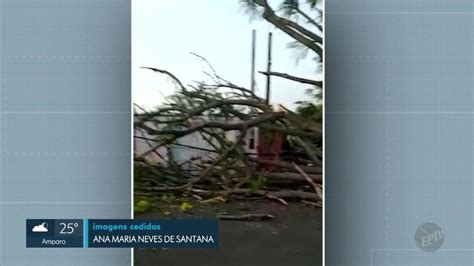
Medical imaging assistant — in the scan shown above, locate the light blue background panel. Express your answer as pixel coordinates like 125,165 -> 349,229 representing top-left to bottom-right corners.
0,0 -> 131,265
326,1 -> 474,265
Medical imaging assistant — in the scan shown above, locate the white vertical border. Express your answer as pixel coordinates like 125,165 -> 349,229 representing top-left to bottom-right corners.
322,0 -> 326,265
130,1 -> 135,266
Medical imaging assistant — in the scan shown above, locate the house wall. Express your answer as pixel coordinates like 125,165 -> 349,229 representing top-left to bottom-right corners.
134,117 -> 259,163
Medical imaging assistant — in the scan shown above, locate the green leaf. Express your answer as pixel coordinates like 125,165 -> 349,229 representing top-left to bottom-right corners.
179,201 -> 194,212
135,200 -> 151,213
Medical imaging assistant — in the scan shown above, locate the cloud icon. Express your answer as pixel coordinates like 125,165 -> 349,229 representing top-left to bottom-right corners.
32,222 -> 48,233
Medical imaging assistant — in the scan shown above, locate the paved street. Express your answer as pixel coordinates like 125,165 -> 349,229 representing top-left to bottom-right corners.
135,201 -> 322,266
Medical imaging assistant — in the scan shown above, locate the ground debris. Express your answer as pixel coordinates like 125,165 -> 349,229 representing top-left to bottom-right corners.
217,213 -> 275,221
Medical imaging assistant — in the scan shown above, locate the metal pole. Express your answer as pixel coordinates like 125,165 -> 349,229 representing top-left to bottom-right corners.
250,29 -> 256,93
249,30 -> 257,152
265,32 -> 272,104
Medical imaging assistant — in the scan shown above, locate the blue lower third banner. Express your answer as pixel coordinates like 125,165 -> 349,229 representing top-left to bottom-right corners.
26,219 -> 219,248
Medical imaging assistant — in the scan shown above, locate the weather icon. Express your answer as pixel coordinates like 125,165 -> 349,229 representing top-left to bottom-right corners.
32,222 -> 48,233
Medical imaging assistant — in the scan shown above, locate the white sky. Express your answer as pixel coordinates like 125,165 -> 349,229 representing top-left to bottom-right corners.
132,0 -> 320,111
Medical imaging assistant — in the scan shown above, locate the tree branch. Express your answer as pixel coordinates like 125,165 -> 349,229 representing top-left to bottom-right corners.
259,71 -> 322,87
141,67 -> 187,91
295,7 -> 322,32
137,99 -> 270,124
253,0 -> 322,58
137,112 -> 286,137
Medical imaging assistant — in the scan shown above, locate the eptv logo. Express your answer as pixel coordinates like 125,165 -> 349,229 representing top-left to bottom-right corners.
415,223 -> 444,252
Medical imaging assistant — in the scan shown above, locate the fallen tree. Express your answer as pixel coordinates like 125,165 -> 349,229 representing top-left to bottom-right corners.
134,65 -> 322,207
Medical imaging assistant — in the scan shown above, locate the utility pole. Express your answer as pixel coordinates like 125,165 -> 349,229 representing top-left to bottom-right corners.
250,29 -> 256,93
249,30 -> 257,153
265,32 -> 272,104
